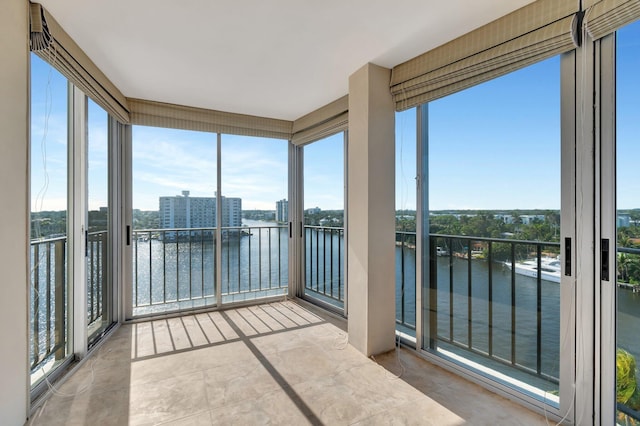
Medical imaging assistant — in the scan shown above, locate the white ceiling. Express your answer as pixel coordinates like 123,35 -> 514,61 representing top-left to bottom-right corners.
39,0 -> 534,121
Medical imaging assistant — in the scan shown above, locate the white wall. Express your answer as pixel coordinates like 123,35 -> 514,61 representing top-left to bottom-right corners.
0,0 -> 30,424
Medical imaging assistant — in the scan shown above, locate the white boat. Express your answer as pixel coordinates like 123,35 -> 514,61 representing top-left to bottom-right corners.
505,257 -> 561,283
436,246 -> 449,256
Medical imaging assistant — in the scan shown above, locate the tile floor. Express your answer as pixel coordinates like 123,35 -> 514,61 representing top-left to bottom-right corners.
28,301 -> 549,425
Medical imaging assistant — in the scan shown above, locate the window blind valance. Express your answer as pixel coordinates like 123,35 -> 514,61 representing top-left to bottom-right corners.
390,0 -> 580,111
129,98 -> 293,140
291,96 -> 348,146
584,0 -> 640,40
29,3 -> 130,123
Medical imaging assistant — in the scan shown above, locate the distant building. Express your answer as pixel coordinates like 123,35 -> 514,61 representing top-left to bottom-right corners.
159,191 -> 242,237
495,214 -> 545,225
520,215 -> 545,225
221,196 -> 242,228
305,207 -> 321,215
495,214 -> 514,224
618,213 -> 631,228
275,199 -> 288,222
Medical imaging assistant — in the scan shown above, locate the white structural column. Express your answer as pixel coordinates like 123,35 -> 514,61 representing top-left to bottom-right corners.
347,63 -> 396,356
0,0 -> 29,424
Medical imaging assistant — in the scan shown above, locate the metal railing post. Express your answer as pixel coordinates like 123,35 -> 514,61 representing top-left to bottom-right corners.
488,241 -> 494,357
510,241 -> 516,365
467,240 -> 473,350
100,231 -> 108,321
46,243 -> 52,355
33,244 -> 40,367
54,239 -> 66,361
536,244 -> 542,375
429,238 -> 438,349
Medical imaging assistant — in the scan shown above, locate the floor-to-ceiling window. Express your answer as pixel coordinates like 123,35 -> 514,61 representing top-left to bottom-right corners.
302,132 -> 346,312
613,20 -> 640,424
131,127 -> 217,316
87,99 -> 114,344
220,135 -> 289,303
29,53 -> 72,389
130,128 -> 291,315
29,53 -> 120,398
395,108 -> 418,337
422,55 -> 569,412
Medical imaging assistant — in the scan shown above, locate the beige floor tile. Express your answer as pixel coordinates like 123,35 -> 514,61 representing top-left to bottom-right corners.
30,388 -> 130,426
208,388 -> 312,425
249,326 -> 318,356
247,304 -> 295,330
129,370 -> 209,426
90,333 -> 135,368
261,345 -> 345,386
151,319 -> 177,354
133,321 -> 158,358
352,399 -> 466,426
106,323 -> 135,343
275,301 -> 324,325
165,316 -> 198,350
292,374 -> 385,424
190,312 -> 229,344
158,410 -> 213,425
55,356 -> 132,395
224,308 -> 264,337
203,311 -> 240,341
234,307 -> 277,334
178,315 -> 212,347
203,357 -> 281,409
130,340 -> 254,385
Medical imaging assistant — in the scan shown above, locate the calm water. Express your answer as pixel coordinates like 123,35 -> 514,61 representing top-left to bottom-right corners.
133,220 -> 289,309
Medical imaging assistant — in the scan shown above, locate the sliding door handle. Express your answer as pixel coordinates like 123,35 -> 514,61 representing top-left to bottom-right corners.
564,237 -> 571,276
601,239 -> 610,281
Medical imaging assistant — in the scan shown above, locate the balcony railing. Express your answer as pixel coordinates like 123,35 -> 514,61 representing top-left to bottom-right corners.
304,226 -> 344,307
429,234 -> 561,386
30,231 -> 109,374
133,228 -> 216,313
396,231 -> 417,335
221,225 -> 288,302
394,232 -> 563,387
132,225 -> 288,313
30,236 -> 67,373
87,231 -> 108,326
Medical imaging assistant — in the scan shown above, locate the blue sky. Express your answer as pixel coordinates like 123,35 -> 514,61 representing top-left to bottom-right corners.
304,133 -> 344,210
31,55 -> 110,212
31,20 -> 640,213
87,99 -> 109,211
428,55 -> 561,210
616,22 -> 640,209
31,53 -> 68,212
132,129 -> 290,211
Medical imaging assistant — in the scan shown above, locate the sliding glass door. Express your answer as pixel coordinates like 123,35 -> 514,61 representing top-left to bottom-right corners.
599,20 -> 640,425
29,54 -> 120,398
131,127 -> 217,316
614,22 -> 640,423
421,53 -> 574,418
302,132 -> 346,313
29,53 -> 72,389
86,99 -> 113,344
